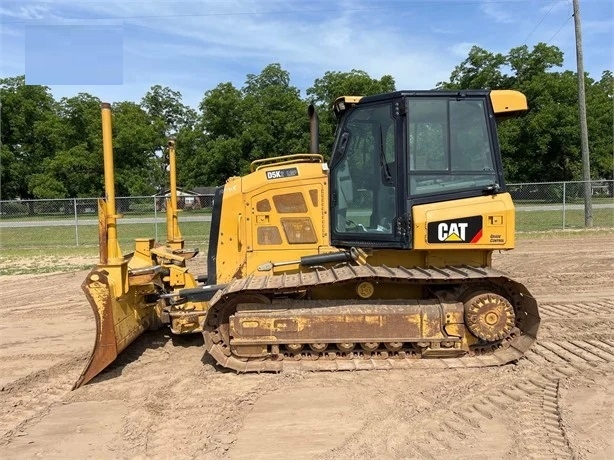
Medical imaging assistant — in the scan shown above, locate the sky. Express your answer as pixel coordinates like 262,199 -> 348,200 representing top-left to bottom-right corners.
1,0 -> 612,109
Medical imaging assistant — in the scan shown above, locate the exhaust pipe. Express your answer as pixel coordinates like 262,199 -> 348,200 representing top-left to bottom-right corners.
308,104 -> 319,154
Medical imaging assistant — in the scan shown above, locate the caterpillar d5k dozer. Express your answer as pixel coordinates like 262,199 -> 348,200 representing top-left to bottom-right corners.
75,90 -> 540,388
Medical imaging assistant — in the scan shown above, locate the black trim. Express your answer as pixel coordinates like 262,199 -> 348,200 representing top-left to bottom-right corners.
206,186 -> 224,285
359,89 -> 490,105
332,239 -> 406,249
329,97 -> 406,249
407,187 -> 499,209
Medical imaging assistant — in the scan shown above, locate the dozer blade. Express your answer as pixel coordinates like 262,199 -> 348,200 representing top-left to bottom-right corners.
74,267 -> 154,389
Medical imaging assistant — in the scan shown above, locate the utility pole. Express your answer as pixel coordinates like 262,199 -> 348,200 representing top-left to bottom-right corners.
572,0 -> 593,227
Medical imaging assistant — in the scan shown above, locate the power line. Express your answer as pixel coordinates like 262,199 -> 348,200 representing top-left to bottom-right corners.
0,0 -> 568,24
522,1 -> 558,44
547,14 -> 574,44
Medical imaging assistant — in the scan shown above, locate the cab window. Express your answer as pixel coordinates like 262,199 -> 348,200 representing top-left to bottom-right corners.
408,98 -> 496,195
331,103 -> 396,235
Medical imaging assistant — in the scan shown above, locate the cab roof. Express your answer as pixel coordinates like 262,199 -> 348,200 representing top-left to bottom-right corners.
333,89 -> 527,118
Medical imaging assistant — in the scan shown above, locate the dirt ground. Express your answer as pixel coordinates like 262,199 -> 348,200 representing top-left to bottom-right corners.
1,234 -> 613,459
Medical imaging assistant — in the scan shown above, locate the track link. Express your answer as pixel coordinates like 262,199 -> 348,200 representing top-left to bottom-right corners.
203,264 -> 540,372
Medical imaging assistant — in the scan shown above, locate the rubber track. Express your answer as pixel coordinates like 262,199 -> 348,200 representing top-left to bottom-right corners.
203,264 -> 540,372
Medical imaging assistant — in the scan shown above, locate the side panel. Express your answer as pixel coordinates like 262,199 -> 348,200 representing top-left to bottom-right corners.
412,193 -> 515,250
244,163 -> 330,274
214,177 -> 248,283
213,162 -> 331,281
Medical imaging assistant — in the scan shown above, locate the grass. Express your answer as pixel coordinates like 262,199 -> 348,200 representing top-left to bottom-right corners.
514,196 -> 614,206
515,208 -> 614,231
1,208 -> 612,276
516,228 -> 614,240
0,221 -> 212,276
0,208 -> 212,222
0,221 -> 211,249
0,262 -> 93,276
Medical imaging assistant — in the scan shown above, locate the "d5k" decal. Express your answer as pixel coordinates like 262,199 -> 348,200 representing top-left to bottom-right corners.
265,167 -> 299,180
427,216 -> 483,244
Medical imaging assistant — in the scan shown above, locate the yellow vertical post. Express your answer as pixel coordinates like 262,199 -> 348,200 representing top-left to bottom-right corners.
166,139 -> 184,250
100,102 -> 124,264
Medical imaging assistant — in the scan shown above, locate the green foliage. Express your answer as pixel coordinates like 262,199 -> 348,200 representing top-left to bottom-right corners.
1,50 -> 611,198
0,144 -> 18,199
0,76 -> 62,199
438,43 -> 612,182
179,63 -> 312,186
141,85 -> 197,191
306,69 -> 396,156
586,71 -> 614,180
27,173 -> 67,199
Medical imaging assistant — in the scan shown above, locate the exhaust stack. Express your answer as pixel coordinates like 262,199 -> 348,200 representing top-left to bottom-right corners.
308,104 -> 319,154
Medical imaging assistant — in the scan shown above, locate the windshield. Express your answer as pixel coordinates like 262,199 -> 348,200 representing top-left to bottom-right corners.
408,98 -> 496,195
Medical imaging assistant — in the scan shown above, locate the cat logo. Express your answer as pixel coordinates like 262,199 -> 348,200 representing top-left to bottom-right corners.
438,222 -> 469,241
427,216 -> 483,244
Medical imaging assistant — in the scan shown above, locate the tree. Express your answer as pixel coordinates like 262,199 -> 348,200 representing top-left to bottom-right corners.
438,44 -> 612,182
199,82 -> 243,140
0,76 -> 63,201
437,46 -> 509,90
586,71 -> 614,180
188,64 -> 312,186
241,64 -> 309,163
177,81 -> 246,188
0,144 -> 18,199
507,43 -> 564,84
112,101 -> 160,196
307,69 -> 396,155
52,94 -> 104,197
141,86 -> 197,192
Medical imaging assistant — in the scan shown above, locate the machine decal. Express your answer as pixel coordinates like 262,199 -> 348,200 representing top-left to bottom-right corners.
265,167 -> 299,180
427,216 -> 483,243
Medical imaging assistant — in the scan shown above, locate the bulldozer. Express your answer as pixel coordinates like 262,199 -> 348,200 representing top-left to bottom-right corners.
74,90 -> 540,389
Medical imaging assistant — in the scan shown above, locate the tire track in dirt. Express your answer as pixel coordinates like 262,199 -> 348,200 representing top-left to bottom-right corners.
0,353 -> 88,444
406,335 -> 614,459
325,339 -> 613,460
314,300 -> 614,459
1,276 -> 613,459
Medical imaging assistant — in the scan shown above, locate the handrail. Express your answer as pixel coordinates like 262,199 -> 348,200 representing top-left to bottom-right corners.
250,154 -> 323,172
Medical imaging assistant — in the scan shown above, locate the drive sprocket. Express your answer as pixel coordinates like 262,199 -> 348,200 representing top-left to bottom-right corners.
464,292 -> 516,342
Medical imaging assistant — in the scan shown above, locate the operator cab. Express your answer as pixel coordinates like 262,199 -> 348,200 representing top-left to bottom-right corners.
329,90 -> 526,249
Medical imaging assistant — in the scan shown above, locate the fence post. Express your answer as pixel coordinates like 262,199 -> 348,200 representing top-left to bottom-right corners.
562,182 -> 566,230
74,198 -> 79,246
153,196 -> 158,241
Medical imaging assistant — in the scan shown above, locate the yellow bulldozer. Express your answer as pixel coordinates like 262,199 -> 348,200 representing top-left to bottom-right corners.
74,90 -> 540,389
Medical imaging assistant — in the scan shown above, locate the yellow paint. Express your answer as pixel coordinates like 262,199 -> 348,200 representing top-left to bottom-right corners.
413,193 -> 516,250
490,90 -> 528,116
165,139 -> 184,250
215,160 -> 330,283
100,103 -> 123,264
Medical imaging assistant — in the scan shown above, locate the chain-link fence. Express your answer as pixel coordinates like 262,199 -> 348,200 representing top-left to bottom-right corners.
509,180 -> 614,231
1,181 -> 612,250
0,194 -> 214,249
